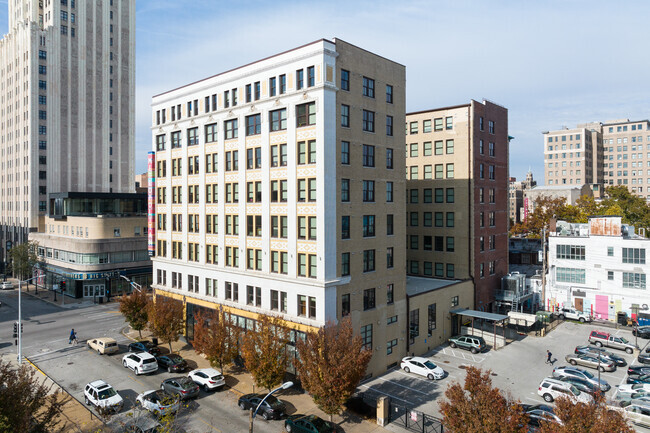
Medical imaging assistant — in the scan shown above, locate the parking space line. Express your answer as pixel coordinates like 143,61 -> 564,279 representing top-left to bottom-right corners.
392,372 -> 441,391
197,416 -> 222,433
358,384 -> 415,405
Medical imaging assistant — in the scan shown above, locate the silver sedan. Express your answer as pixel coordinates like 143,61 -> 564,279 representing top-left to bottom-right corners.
564,353 -> 616,372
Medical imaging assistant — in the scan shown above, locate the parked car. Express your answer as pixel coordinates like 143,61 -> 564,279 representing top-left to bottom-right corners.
122,352 -> 158,375
552,366 -> 610,392
128,340 -> 162,356
120,417 -> 163,433
627,375 -> 650,384
237,393 -> 286,420
613,401 -> 650,428
160,377 -> 200,400
448,335 -> 487,354
87,337 -> 119,355
588,330 -> 638,354
564,353 -> 616,372
537,377 -> 593,404
629,366 -> 650,376
156,354 -> 187,373
639,347 -> 650,365
0,281 -> 14,290
400,356 -> 446,380
556,376 -> 602,396
557,307 -> 591,323
616,394 -> 650,407
188,368 -> 225,391
520,404 -> 562,428
284,414 -> 336,433
574,345 -> 626,366
618,383 -> 650,397
135,389 -> 180,416
84,380 -> 123,414
633,326 -> 650,339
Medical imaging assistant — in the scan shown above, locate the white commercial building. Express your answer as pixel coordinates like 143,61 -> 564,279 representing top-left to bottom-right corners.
546,216 -> 650,321
150,39 -> 407,376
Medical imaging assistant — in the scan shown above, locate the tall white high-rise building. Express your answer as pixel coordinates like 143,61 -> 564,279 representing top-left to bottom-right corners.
0,0 -> 135,265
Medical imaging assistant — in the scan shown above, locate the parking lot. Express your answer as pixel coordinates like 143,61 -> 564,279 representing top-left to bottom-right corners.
362,321 -> 650,432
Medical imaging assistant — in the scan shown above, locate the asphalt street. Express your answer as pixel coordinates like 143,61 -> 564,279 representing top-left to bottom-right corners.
0,289 -> 284,433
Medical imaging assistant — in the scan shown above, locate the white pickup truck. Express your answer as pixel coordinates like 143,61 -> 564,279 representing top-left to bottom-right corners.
557,307 -> 592,322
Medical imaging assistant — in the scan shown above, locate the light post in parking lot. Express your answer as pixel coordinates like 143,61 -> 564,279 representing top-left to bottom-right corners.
248,381 -> 293,433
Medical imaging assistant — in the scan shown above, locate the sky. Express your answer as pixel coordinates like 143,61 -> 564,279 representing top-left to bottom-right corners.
3,0 -> 650,182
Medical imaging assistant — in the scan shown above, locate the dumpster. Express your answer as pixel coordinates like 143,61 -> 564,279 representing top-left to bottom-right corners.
617,311 -> 628,326
151,337 -> 158,346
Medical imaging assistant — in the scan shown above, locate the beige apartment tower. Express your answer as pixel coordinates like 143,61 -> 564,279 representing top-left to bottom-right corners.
150,39 -> 406,376
0,0 -> 135,267
543,119 -> 650,198
405,101 -> 509,312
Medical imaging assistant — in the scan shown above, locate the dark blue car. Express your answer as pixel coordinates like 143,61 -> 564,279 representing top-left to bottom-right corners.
128,340 -> 161,356
627,374 -> 650,384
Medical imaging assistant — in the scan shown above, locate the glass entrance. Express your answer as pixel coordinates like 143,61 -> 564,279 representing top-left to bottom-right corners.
83,284 -> 105,298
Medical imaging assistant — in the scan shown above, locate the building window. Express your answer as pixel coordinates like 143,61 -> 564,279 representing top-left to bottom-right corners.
361,324 -> 372,351
341,293 -> 350,316
341,141 -> 350,165
556,267 -> 586,284
556,245 -> 586,261
362,110 -> 375,132
341,253 -> 350,276
363,215 -> 375,237
607,247 -> 614,257
341,104 -> 350,127
269,77 -> 277,97
296,102 -> 316,127
387,214 -> 394,235
623,248 -> 645,264
341,69 -> 350,91
246,114 -> 261,136
362,180 -> 375,202
270,109 -> 287,131
409,309 -> 419,342
446,116 -> 453,130
362,145 -> 375,167
386,182 -> 393,202
386,84 -> 393,103
205,123 -> 217,142
623,272 -> 646,289
386,115 -> 393,136
296,69 -> 304,90
451,296 -> 459,307
279,74 -> 286,94
363,288 -> 376,310
608,271 -> 614,281
363,249 -> 375,272
224,119 -> 238,140
341,179 -> 350,202
386,148 -> 394,169
341,216 -> 350,239
489,120 -> 495,134
387,284 -> 394,304
362,76 -> 375,98
307,66 -> 315,87
387,247 -> 394,268
387,339 -> 397,355
427,304 -> 436,336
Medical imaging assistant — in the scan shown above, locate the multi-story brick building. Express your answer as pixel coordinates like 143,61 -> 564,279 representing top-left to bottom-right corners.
543,119 -> 650,198
405,101 -> 509,312
0,0 -> 135,268
509,171 -> 536,224
150,39 -> 407,376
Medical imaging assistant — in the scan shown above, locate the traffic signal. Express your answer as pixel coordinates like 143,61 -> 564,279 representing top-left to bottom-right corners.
60,281 -> 66,291
13,322 -> 17,334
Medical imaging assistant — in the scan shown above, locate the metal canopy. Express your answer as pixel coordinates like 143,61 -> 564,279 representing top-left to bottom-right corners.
450,307 -> 509,323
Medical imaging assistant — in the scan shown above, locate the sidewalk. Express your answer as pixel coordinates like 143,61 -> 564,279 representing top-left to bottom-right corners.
1,353 -> 105,433
123,327 -> 387,433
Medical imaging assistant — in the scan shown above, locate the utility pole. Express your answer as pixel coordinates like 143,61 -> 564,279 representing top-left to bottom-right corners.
541,227 -> 545,311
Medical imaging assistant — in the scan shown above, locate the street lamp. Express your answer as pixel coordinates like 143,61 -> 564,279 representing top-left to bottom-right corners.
249,381 -> 293,433
17,275 -> 42,365
120,274 -> 142,293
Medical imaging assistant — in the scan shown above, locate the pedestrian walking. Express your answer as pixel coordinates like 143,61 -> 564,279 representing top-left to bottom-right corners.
69,328 -> 76,344
546,350 -> 552,364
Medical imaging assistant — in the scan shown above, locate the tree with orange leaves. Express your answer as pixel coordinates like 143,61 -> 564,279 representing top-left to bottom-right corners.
295,317 -> 373,421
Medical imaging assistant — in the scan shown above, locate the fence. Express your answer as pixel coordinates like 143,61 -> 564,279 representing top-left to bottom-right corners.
388,401 -> 444,433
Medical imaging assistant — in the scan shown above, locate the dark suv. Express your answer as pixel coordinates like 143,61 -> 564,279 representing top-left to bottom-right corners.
448,335 -> 487,354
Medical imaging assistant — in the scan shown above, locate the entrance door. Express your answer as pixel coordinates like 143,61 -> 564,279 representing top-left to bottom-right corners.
575,298 -> 584,312
83,284 -> 105,298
